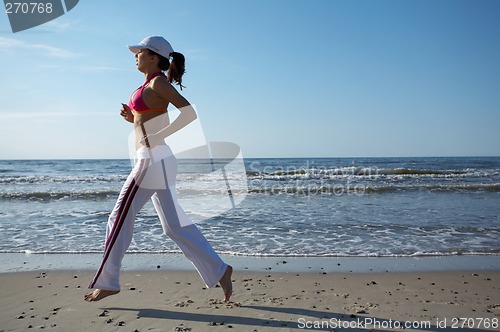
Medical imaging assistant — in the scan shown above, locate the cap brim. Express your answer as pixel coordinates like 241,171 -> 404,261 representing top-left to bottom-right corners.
127,44 -> 145,53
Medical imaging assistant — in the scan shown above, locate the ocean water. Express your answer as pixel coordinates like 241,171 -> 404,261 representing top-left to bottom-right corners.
0,157 -> 499,258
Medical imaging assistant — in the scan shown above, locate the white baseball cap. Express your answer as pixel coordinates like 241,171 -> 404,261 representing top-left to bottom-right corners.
128,36 -> 174,59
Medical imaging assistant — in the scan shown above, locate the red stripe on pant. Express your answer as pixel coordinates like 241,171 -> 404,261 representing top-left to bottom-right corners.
89,159 -> 148,289
104,162 -> 142,249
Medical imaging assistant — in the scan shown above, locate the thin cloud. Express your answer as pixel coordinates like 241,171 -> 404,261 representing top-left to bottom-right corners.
184,48 -> 210,61
0,37 -> 22,48
0,112 -> 111,120
37,63 -> 126,72
0,36 -> 80,58
42,19 -> 80,33
32,43 -> 78,58
79,65 -> 126,72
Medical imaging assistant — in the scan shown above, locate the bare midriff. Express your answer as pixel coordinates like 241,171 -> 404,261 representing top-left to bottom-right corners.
133,109 -> 170,149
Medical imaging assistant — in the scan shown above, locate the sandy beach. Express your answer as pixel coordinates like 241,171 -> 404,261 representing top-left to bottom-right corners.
1,267 -> 499,331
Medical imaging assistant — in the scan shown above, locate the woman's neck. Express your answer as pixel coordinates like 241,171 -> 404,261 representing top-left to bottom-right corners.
143,68 -> 162,80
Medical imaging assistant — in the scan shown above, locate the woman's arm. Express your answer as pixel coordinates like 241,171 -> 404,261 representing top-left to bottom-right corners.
149,77 -> 197,140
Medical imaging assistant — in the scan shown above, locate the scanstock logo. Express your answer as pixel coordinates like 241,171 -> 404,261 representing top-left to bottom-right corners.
4,0 -> 79,33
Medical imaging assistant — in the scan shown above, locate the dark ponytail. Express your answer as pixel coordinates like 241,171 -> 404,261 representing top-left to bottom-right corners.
168,51 -> 186,90
147,49 -> 186,90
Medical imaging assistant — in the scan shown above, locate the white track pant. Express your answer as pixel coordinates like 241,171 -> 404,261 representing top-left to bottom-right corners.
89,145 -> 227,291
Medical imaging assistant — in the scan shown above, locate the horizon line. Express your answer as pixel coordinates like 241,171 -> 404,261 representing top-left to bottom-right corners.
1,155 -> 499,161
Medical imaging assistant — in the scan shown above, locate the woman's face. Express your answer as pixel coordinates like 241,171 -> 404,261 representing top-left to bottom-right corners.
135,49 -> 156,72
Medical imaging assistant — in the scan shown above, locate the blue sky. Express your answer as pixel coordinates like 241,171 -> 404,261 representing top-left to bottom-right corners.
1,0 -> 499,159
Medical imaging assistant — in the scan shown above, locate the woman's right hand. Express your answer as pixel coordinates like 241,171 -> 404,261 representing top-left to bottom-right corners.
120,103 -> 134,123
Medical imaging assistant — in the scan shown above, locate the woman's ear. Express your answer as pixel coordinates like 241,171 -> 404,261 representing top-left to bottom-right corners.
150,53 -> 160,65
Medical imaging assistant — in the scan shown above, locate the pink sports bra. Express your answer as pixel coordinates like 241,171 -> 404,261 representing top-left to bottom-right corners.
128,71 -> 166,113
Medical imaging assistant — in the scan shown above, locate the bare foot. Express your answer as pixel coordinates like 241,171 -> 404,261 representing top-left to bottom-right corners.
219,265 -> 233,302
84,289 -> 120,302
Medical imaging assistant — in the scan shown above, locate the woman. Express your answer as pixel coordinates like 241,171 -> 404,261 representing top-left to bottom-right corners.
84,36 -> 233,302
